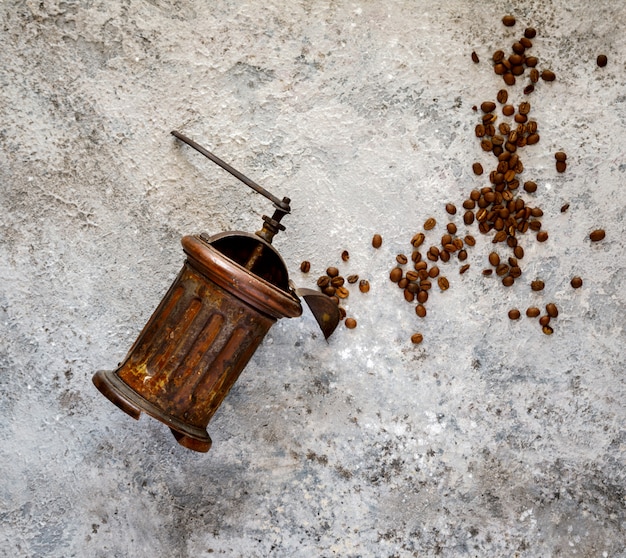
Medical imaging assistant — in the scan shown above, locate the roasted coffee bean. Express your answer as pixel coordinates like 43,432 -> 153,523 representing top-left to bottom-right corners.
447,222 -> 457,235
556,160 -> 567,173
502,104 -> 515,116
493,50 -> 505,63
589,229 -> 606,242
438,276 -> 450,291
480,139 -> 493,151
514,113 -> 527,124
509,53 -> 524,66
524,27 -> 537,39
411,333 -> 424,344
524,180 -> 537,193
508,309 -> 521,320
464,235 -> 476,246
502,276 -> 515,287
481,101 -> 496,113
415,304 -> 427,318
439,250 -> 450,263
539,315 -> 551,327
493,230 -> 507,243
317,276 -> 331,288
526,133 -> 540,145
555,151 -> 567,162
512,42 -> 525,55
404,289 -> 415,303
341,250 -> 350,262
428,245 -> 440,258
345,318 -> 357,329
372,234 -> 383,248
525,56 -> 538,67
520,37 -> 532,49
406,270 -> 419,281
444,243 -> 457,253
416,290 -> 428,304
526,307 -> 540,318
412,232 -> 426,247
463,199 -> 476,210
300,261 -> 311,273
531,207 -> 543,217
327,266 -> 339,277
471,51 -> 480,63
347,274 -> 359,284
460,264 -> 470,275
541,69 -> 556,81
509,256 -> 518,267
495,263 -> 509,276
531,280 -> 545,291
494,63 -> 506,75
323,285 -> 336,296
331,276 -> 345,287
390,267 -> 403,283
339,307 -> 346,320
396,254 -> 408,265
497,89 -> 508,104
458,249 -> 468,261
529,68 -> 539,83
472,162 -> 484,175
441,234 -> 452,247
503,73 -> 516,86
463,211 -> 475,225
414,261 -> 428,272
336,286 -> 349,299
597,54 -> 608,67
546,303 -> 558,318
542,325 -> 554,335
424,217 -> 437,230
428,266 -> 440,278
536,231 -> 549,242
483,113 -> 497,124
560,203 -> 570,213
420,280 -> 432,291
514,245 -> 524,259
502,14 -> 516,26
519,101 -> 531,115
523,84 -> 535,95
488,252 -> 500,266
570,276 -> 583,289
475,124 -> 486,137
398,277 -> 409,289
412,251 -> 422,263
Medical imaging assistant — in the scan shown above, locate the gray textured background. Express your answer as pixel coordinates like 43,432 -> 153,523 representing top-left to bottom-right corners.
1,1 -> 625,556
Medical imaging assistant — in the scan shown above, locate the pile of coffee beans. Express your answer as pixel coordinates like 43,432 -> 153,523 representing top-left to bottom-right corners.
300,251 -> 370,330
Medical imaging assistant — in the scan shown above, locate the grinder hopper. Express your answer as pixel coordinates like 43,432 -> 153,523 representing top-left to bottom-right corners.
92,131 -> 340,452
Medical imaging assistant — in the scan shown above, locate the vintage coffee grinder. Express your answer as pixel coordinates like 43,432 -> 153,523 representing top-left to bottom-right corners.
93,131 -> 339,452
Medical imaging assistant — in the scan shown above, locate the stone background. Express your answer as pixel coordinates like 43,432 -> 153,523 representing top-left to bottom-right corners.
1,1 -> 624,556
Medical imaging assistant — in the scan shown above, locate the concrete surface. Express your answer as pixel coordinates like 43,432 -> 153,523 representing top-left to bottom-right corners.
1,1 -> 625,556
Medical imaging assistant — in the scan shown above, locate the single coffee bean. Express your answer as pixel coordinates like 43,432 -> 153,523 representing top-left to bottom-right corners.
339,307 -> 346,320
415,304 -> 427,318
502,276 -> 515,287
554,151 -> 567,162
597,54 -> 608,67
460,264 -> 470,274
411,333 -> 424,344
396,254 -> 408,265
531,280 -> 545,291
412,232 -> 426,247
493,50 -> 505,63
502,104 -> 515,116
404,289 -> 415,303
512,42 -> 525,55
347,274 -> 359,283
341,250 -> 350,262
502,14 -> 516,26
475,124 -> 486,137
539,315 -> 551,327
390,267 -> 403,283
472,51 -> 480,63
536,231 -> 549,242
327,266 -> 339,277
447,222 -> 457,235
526,133 -> 540,145
481,139 -> 493,151
531,207 -> 543,217
464,235 -> 476,247
560,203 -> 570,213
428,266 -> 440,278
514,113 -> 527,124
406,270 -> 419,281
541,69 -> 556,81
509,53 -> 524,66
414,261 -> 428,272
345,318 -> 357,329
503,73 -> 516,86
458,249 -> 468,261
519,101 -> 531,115
589,229 -> 606,242
488,252 -> 500,266
514,246 -> 524,259
331,276 -> 345,287
438,276 -> 450,291
497,89 -> 508,104
372,233 -> 383,248
525,56 -> 538,68
496,264 -> 509,276
568,276 -> 582,290
520,37 -> 532,49
472,162 -> 484,175
336,286 -> 349,299
323,285 -> 336,296
317,276 -> 331,288
300,261 -> 311,273
526,307 -> 540,318
546,303 -> 558,318
529,68 -> 539,83
420,280 -> 432,291
524,84 -> 535,95
407,282 -> 420,294
424,217 -> 437,230
398,277 -> 409,289
508,309 -> 521,320
463,199 -> 476,210
417,290 -> 428,304
481,101 -> 496,113
463,211 -> 475,225
524,27 -> 537,39
482,269 -> 493,276
542,325 -> 554,335
493,230 -> 507,243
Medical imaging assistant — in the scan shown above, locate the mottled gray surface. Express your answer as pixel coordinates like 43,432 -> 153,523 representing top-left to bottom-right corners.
1,1 -> 625,556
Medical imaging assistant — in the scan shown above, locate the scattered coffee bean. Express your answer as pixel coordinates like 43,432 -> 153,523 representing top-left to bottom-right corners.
570,276 -> 583,289
345,318 -> 357,329
560,203 -> 570,213
539,315 -> 551,327
424,217 -> 437,230
415,304 -> 427,318
531,280 -> 545,291
464,235 -> 476,246
417,290 -> 429,304
597,54 -> 608,67
404,289 -> 415,303
502,14 -> 516,26
300,261 -> 311,273
411,333 -> 424,344
536,231 -> 549,242
526,307 -> 541,318
482,269 -> 493,276
523,84 -> 535,95
445,203 -> 457,216
481,101 -> 496,113
372,234 -> 383,248
524,27 -> 537,39
542,325 -> 554,335
331,276 -> 345,287
428,266 -> 440,278
541,69 -> 556,81
555,151 -> 567,162
497,89 -> 508,104
589,229 -> 606,242
464,211 -> 475,225
327,266 -> 339,277
546,303 -> 558,318
396,254 -> 408,265
323,285 -> 336,296
519,101 -> 531,115
390,267 -> 403,283
447,222 -> 458,234
508,309 -> 521,320
472,162 -> 484,175
317,276 -> 331,288
460,264 -> 470,274
502,104 -> 515,116
347,274 -> 359,284
502,276 -> 515,287
514,246 -> 524,259
341,250 -> 350,262
412,232 -> 426,247
472,51 -> 480,63
489,252 -> 501,266
336,286 -> 349,299
438,276 -> 450,291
